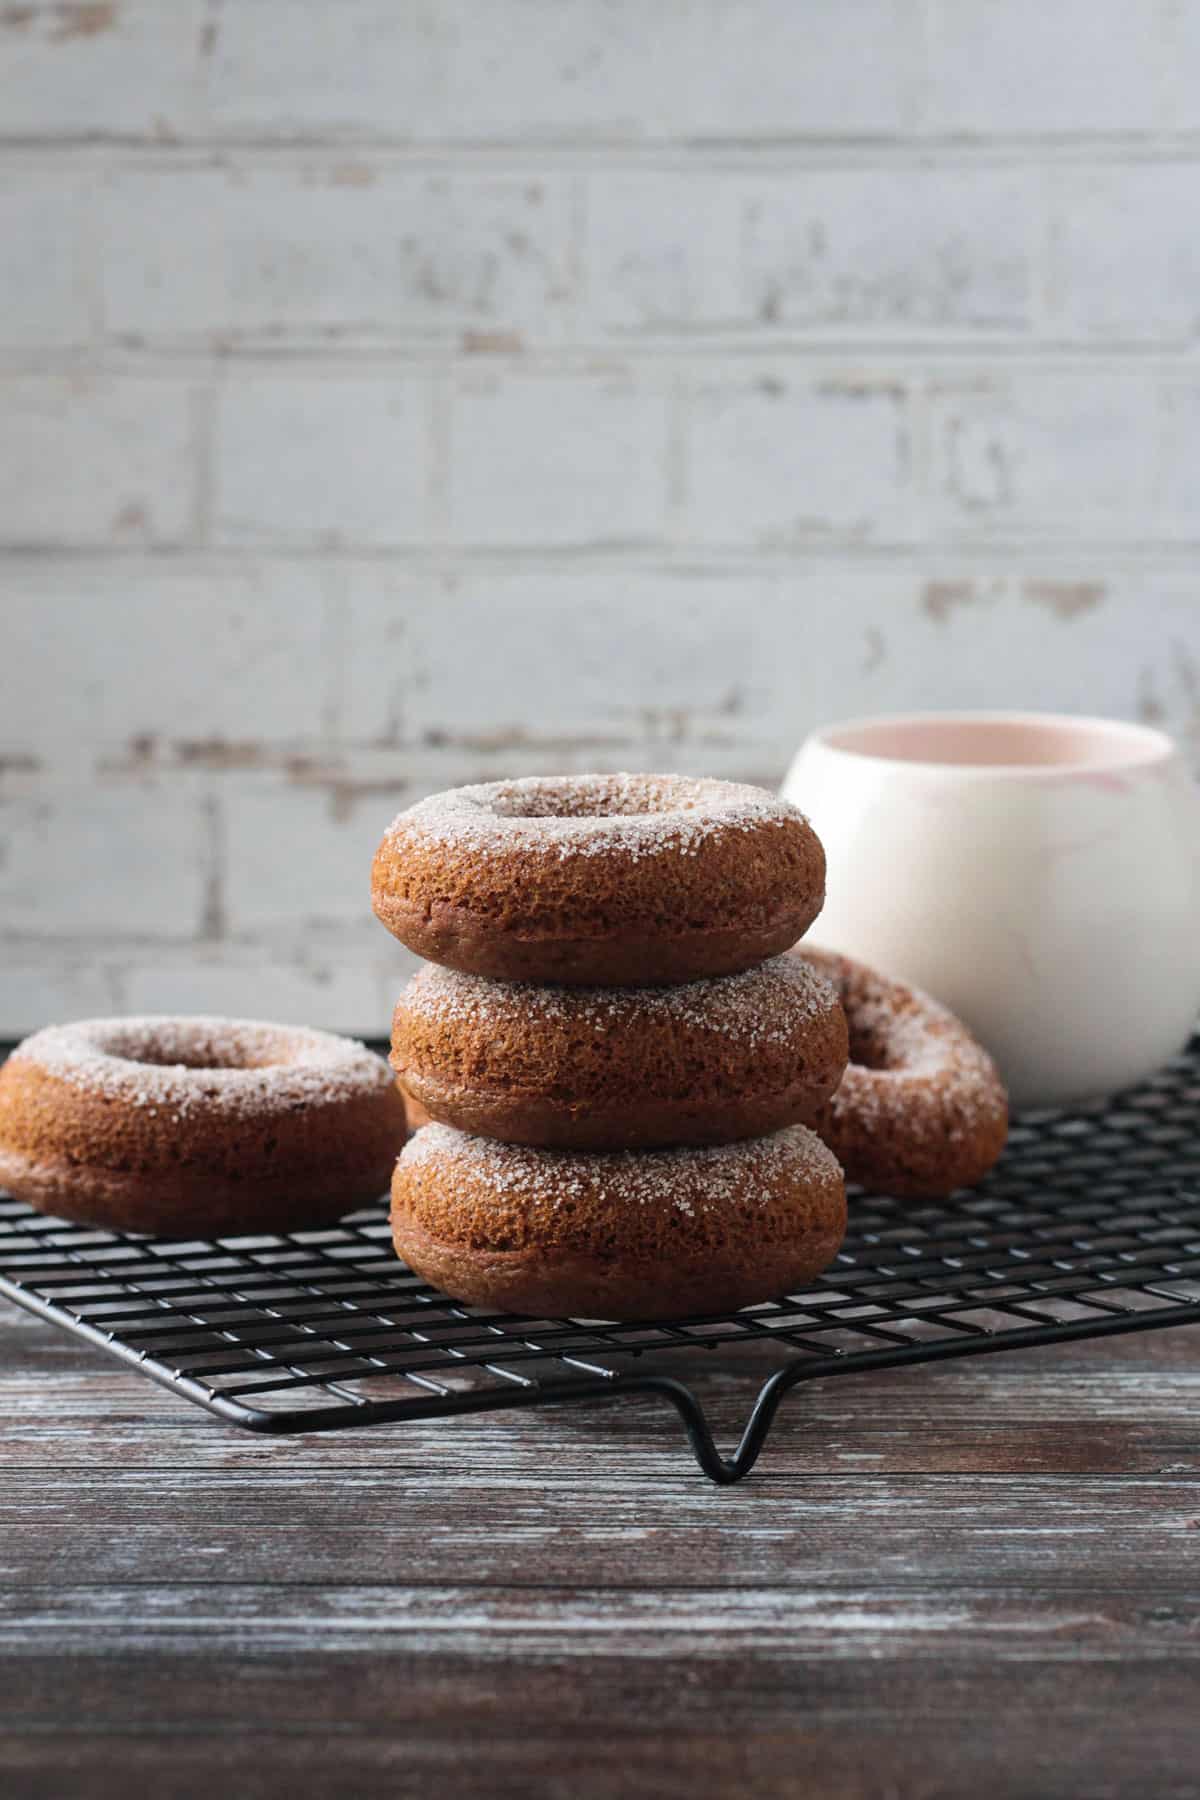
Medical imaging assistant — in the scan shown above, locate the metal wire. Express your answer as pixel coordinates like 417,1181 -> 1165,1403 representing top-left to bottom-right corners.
2,1039 -> 1199,1483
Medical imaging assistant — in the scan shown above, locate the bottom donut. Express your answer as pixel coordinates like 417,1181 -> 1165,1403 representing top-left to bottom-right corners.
391,1122 -> 845,1321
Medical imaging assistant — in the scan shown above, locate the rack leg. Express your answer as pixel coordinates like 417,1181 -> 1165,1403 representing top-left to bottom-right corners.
633,1368 -> 808,1485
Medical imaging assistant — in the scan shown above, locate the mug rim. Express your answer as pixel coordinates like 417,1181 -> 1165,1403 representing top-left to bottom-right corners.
807,709 -> 1178,778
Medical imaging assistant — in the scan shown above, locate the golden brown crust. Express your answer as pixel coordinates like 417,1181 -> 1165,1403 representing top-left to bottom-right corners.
371,773 -> 825,985
794,948 -> 1009,1198
0,1025 -> 407,1236
390,958 -> 848,1150
374,896 -> 818,986
402,1086 -> 432,1133
391,1123 -> 846,1320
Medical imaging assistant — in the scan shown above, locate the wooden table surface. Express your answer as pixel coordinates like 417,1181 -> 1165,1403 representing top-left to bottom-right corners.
2,1296 -> 1198,1799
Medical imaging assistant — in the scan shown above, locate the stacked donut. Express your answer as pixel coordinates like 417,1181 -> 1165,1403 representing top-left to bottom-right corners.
372,774 -> 849,1321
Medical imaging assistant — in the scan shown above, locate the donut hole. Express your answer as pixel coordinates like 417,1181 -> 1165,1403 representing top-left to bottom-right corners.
477,773 -> 731,824
96,1024 -> 292,1075
844,1022 -> 892,1073
488,777 -> 669,821
118,1045 -> 266,1073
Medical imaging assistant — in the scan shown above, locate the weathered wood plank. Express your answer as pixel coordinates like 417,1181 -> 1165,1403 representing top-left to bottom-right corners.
6,1647 -> 1200,1731
1,1469 -> 1198,1590
3,1368 -> 1199,1465
2,1290 -> 1199,1799
4,1718 -> 1196,1800
3,1581 -> 1199,1650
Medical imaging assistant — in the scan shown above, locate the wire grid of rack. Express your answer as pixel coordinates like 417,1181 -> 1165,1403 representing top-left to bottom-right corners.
2,1041 -> 1199,1483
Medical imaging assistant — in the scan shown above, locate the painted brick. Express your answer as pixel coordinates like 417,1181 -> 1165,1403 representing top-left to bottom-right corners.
581,174 -> 744,335
205,1 -> 452,140
0,172 -> 90,348
447,372 -> 669,547
222,778 -> 384,936
923,0 -> 1166,135
1049,165 -> 1200,342
582,178 -> 698,340
0,958 -> 119,1036
343,563 -> 1200,776
856,570 -> 1200,758
927,372 -> 1159,538
101,164 -> 572,347
213,377 -> 428,547
0,377 -> 195,548
207,0 -> 912,142
1157,381 -> 1200,535
2,562 -> 330,763
760,572 -> 1190,734
585,168 -> 1035,337
0,787 -> 206,939
120,954 -> 388,1036
452,0 -> 913,141
342,566 -> 780,760
684,370 -> 912,546
1165,7 -> 1200,129
739,168 -> 1034,335
0,1 -> 206,139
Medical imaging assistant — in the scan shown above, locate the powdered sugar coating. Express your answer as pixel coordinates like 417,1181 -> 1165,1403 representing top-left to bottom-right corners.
12,1016 -> 394,1121
384,773 -> 807,863
792,948 -> 1009,1197
399,953 -> 838,1049
797,950 -> 1003,1132
399,1121 -> 838,1219
844,990 -> 992,1088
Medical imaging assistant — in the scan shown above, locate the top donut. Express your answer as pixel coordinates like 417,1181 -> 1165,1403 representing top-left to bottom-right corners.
371,772 -> 825,985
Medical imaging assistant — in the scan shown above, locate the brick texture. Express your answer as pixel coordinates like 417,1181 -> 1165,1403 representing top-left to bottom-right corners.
447,372 -> 670,547
0,172 -> 90,348
213,377 -> 430,547
100,165 -> 574,348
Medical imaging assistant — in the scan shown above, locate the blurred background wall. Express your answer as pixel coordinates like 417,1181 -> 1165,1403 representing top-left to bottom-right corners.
2,0 -> 1200,1035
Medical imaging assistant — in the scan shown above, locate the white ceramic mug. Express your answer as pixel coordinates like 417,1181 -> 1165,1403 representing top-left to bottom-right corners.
782,711 -> 1200,1111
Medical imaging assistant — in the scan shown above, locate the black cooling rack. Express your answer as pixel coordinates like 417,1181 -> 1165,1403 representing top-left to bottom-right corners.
2,1042 -> 1200,1484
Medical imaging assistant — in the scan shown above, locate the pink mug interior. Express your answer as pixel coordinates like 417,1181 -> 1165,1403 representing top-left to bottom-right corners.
816,711 -> 1174,775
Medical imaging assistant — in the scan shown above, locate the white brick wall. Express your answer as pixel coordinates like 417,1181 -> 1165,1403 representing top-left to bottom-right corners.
0,788 -> 206,939
2,0 -> 1200,1036
0,1 -> 207,139
0,173 -> 90,349
922,0 -> 1168,135
447,371 -> 670,547
4,567 -> 331,756
0,377 -> 197,546
212,376 -> 431,547
1048,165 -> 1200,342
586,168 -> 1036,338
685,372 -> 913,545
100,165 -> 575,347
926,372 -> 1163,538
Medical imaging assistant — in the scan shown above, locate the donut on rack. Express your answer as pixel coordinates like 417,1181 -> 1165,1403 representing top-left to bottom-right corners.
794,949 -> 1009,1199
390,955 -> 848,1150
391,1122 -> 846,1320
0,1016 -> 407,1236
371,772 -> 825,987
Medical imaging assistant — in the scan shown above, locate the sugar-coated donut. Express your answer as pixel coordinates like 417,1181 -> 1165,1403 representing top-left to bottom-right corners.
390,955 -> 848,1151
372,773 -> 825,986
0,1016 -> 407,1236
795,949 -> 1009,1198
391,1122 -> 846,1320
